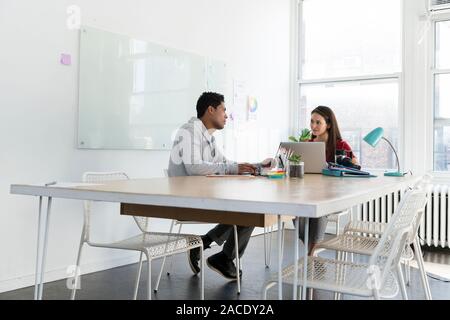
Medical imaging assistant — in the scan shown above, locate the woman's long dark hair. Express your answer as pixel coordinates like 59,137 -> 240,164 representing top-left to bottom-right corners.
311,106 -> 342,162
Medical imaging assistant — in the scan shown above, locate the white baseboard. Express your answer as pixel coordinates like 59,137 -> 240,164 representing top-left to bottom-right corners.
0,253 -> 140,294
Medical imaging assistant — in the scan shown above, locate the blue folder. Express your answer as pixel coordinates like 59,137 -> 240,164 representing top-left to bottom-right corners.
322,169 -> 377,178
322,163 -> 377,178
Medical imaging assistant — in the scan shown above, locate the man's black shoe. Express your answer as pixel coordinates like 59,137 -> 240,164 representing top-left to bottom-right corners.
187,235 -> 212,275
206,252 -> 242,280
188,247 -> 201,275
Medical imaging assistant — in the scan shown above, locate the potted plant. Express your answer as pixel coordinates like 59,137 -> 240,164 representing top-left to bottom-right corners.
289,128 -> 312,143
288,153 -> 304,178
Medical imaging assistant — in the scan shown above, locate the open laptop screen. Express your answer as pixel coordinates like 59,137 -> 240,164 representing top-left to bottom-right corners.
278,142 -> 327,174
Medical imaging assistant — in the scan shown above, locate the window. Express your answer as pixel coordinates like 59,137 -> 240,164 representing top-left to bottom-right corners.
297,0 -> 402,170
433,20 -> 450,171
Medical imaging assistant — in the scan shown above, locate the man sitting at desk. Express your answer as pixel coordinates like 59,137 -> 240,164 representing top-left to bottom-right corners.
168,91 -> 270,280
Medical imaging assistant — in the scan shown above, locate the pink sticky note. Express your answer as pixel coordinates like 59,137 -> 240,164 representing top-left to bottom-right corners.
60,53 -> 71,65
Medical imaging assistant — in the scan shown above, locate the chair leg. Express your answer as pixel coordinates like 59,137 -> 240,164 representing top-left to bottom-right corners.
307,288 -> 313,300
146,253 -> 152,300
233,225 -> 241,294
280,222 -> 285,258
330,214 -> 344,300
264,225 -> 274,268
167,223 -> 182,275
264,227 -> 268,268
132,252 -> 144,300
70,233 -> 85,300
396,263 -> 409,300
154,257 -> 166,293
156,220 -> 175,280
155,222 -> 176,292
268,225 -> 273,267
262,281 -> 277,300
333,251 -> 344,300
406,259 -> 411,286
402,260 -> 408,286
200,244 -> 205,300
413,237 -> 432,300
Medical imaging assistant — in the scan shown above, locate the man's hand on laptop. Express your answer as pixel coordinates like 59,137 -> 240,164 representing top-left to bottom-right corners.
238,163 -> 256,175
260,158 -> 275,168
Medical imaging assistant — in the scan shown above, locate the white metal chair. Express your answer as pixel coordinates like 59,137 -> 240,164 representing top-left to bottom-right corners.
338,211 -> 432,299
317,178 -> 432,300
314,187 -> 428,299
262,187 -> 428,300
326,209 -> 351,236
69,172 -> 204,300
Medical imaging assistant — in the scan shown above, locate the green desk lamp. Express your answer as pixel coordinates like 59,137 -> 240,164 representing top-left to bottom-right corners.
363,127 -> 406,177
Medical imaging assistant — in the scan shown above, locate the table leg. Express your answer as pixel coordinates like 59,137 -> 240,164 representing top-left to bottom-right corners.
277,214 -> 282,300
233,225 -> 241,294
293,217 -> 299,300
301,218 -> 309,300
37,197 -> 52,300
34,196 -> 43,300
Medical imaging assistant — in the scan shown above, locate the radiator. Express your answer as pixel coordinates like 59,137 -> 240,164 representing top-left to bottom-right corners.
357,185 -> 449,249
419,185 -> 450,248
357,188 -> 405,225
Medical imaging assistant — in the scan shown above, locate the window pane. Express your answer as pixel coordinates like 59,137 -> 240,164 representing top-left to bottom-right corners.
434,73 -> 450,119
300,0 -> 402,79
436,21 -> 450,69
434,73 -> 450,171
299,79 -> 399,170
434,126 -> 450,171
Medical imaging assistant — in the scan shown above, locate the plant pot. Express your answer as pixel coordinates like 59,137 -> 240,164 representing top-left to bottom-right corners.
289,162 -> 304,178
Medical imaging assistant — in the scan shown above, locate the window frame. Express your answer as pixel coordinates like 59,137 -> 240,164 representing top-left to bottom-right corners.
294,0 -> 405,171
430,13 -> 450,173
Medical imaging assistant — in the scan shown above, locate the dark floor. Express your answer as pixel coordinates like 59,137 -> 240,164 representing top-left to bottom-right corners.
1,230 -> 449,300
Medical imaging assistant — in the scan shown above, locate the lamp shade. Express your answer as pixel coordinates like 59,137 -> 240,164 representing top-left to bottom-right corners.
363,127 -> 384,147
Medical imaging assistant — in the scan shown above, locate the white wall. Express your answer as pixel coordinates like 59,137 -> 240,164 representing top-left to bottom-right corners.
403,0 -> 431,177
402,0 -> 450,183
0,0 -> 292,292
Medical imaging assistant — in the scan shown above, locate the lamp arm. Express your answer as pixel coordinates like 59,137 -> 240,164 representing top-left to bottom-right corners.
382,137 -> 400,173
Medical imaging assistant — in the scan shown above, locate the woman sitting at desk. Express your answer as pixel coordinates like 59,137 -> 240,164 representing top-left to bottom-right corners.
309,106 -> 358,164
299,105 -> 358,255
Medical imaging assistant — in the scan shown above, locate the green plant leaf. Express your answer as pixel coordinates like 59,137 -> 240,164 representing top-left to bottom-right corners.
299,128 -> 311,141
288,154 -> 302,164
288,136 -> 299,142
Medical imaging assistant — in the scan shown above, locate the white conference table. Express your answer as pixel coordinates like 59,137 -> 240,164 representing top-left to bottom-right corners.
10,174 -> 419,300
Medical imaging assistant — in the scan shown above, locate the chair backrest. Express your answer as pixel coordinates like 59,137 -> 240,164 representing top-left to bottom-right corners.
133,169 -> 169,233
368,187 -> 428,295
82,172 -> 132,241
398,176 -> 430,245
408,174 -> 432,244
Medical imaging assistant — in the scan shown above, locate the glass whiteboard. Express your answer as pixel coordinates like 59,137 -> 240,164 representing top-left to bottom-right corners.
78,26 -> 227,150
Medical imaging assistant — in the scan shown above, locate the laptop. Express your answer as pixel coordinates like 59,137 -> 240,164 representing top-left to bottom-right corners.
278,142 -> 327,174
